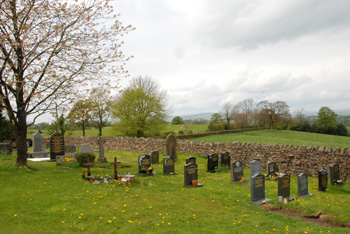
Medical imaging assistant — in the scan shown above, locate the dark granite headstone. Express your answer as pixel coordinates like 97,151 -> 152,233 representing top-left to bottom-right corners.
277,174 -> 295,202
231,160 -> 244,183
165,133 -> 177,159
221,152 -> 230,167
26,138 -> 33,147
138,154 -> 152,175
183,163 -> 203,188
50,133 -> 64,160
207,153 -> 218,173
151,151 -> 159,164
329,163 -> 340,185
250,160 -> 261,178
186,157 -> 196,164
250,174 -> 271,205
266,161 -> 276,177
163,156 -> 177,175
298,173 -> 312,198
318,169 -> 328,192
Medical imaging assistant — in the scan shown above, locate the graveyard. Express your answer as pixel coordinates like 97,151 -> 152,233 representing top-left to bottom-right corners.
1,149 -> 350,233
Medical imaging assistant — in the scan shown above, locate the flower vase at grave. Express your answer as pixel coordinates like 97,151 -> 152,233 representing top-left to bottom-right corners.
192,180 -> 198,186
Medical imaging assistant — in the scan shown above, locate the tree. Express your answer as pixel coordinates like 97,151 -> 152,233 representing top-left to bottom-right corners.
219,102 -> 233,125
232,98 -> 256,128
210,113 -> 223,123
312,107 -> 338,134
0,0 -> 134,165
257,100 -> 290,129
112,76 -> 169,137
90,87 -> 112,136
171,116 -> 184,125
67,99 -> 92,136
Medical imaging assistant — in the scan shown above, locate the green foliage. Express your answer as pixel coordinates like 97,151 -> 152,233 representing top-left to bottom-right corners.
75,152 -> 96,166
290,121 -> 311,132
0,110 -> 14,142
112,76 -> 169,137
171,116 -> 184,125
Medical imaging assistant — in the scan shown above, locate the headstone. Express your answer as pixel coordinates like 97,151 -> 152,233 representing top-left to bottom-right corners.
26,138 -> 33,147
277,174 -> 295,202
32,132 -> 45,158
318,169 -> 328,192
207,153 -> 218,173
138,154 -> 152,175
165,133 -> 177,159
65,145 -> 76,155
150,151 -> 159,164
329,163 -> 340,185
298,173 -> 312,198
163,156 -> 177,175
186,157 -> 196,164
221,152 -> 231,167
266,161 -> 276,177
82,158 -> 94,177
50,133 -> 64,160
80,143 -> 94,154
250,174 -> 271,205
97,137 -> 108,163
0,143 -> 12,155
183,163 -> 203,187
250,160 -> 261,178
231,160 -> 244,183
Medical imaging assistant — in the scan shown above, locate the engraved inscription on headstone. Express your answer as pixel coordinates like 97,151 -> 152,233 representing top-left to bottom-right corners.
50,133 -> 64,160
277,174 -> 295,202
250,174 -> 271,205
163,156 -> 177,175
183,163 -> 203,188
138,154 -> 152,175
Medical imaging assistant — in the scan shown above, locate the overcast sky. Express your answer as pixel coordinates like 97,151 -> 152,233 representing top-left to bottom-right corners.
114,0 -> 350,116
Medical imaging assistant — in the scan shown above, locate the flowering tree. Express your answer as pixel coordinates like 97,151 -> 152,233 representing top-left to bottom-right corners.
0,0 -> 134,165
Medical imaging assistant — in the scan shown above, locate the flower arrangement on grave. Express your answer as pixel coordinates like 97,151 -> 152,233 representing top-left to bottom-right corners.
271,173 -> 279,181
145,166 -> 153,174
335,180 -> 343,186
238,175 -> 244,183
87,175 -> 94,183
117,173 -> 125,181
191,180 -> 198,186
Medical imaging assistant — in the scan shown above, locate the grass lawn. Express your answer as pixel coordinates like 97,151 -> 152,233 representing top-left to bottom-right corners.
1,151 -> 349,233
191,130 -> 350,149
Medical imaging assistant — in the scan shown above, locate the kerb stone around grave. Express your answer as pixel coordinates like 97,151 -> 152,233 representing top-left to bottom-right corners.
298,173 -> 312,198
32,132 -> 45,158
50,133 -> 64,160
221,152 -> 230,167
329,163 -> 340,185
151,151 -> 159,164
250,160 -> 261,178
250,174 -> 271,205
231,160 -> 244,183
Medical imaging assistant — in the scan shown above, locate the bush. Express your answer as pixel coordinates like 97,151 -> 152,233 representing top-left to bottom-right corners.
75,152 -> 96,166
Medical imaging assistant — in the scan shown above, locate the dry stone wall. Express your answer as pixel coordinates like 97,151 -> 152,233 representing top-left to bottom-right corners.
59,136 -> 350,181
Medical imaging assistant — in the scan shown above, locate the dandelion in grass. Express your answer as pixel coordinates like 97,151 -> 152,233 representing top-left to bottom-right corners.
14,214 -> 17,217
108,220 -> 112,224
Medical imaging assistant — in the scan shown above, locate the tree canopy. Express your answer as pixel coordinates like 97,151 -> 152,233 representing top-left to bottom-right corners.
0,0 -> 133,165
112,76 -> 169,137
171,116 -> 184,125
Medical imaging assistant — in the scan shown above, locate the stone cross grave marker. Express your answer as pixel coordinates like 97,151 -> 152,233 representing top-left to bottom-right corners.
163,156 -> 177,175
250,160 -> 261,178
277,174 -> 295,202
50,133 -> 64,160
97,137 -> 108,163
165,133 -> 177,159
266,161 -> 276,177
318,169 -> 328,192
298,173 -> 312,198
231,160 -> 244,183
329,163 -> 340,185
184,163 -> 203,188
207,153 -> 218,173
151,151 -> 159,164
186,157 -> 196,164
80,143 -> 94,154
250,174 -> 271,205
221,152 -> 231,167
138,154 -> 152,175
32,132 -> 45,158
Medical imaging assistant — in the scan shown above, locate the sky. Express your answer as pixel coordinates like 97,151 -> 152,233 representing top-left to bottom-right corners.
113,0 -> 350,116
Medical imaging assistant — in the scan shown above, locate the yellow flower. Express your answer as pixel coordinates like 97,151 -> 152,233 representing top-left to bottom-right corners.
14,214 -> 17,217
128,220 -> 133,223
108,220 -> 112,224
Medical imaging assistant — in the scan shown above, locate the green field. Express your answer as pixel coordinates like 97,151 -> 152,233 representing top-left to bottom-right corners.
191,130 -> 350,150
1,151 -> 349,233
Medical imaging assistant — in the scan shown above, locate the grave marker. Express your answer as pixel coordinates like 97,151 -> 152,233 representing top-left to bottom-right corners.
163,156 -> 177,175
207,153 -> 218,173
231,160 -> 244,183
266,161 -> 276,177
138,154 -> 152,175
32,132 -> 45,158
318,169 -> 328,192
83,158 -> 94,176
97,137 -> 108,163
277,174 -> 295,202
186,157 -> 196,164
165,133 -> 177,159
298,173 -> 313,198
184,163 -> 203,188
329,163 -> 341,185
151,151 -> 160,164
250,174 -> 271,205
221,152 -> 231,167
50,133 -> 64,160
250,160 -> 261,178
80,143 -> 94,154
0,143 -> 12,155
110,157 -> 121,180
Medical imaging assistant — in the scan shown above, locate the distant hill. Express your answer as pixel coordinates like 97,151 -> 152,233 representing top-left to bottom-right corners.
304,109 -> 350,116
166,113 -> 214,122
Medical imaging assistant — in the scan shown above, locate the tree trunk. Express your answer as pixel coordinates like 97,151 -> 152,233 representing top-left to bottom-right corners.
16,108 -> 28,166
